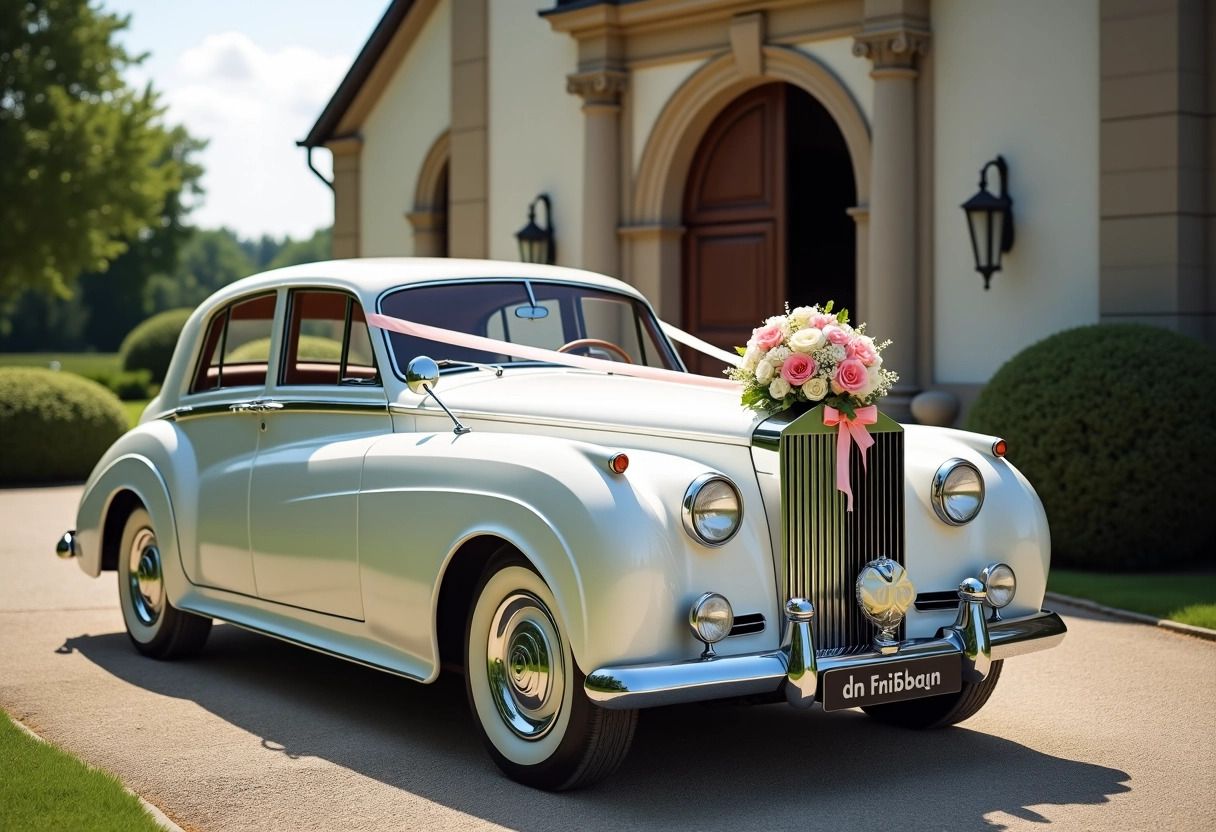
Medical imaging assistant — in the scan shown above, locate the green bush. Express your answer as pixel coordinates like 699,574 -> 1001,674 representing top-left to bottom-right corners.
966,324 -> 1216,570
119,308 -> 193,383
0,368 -> 128,483
77,368 -> 154,400
227,335 -> 343,362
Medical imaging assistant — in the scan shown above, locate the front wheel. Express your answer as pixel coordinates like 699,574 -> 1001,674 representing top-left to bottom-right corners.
118,507 -> 212,659
464,556 -> 637,790
861,659 -> 1003,729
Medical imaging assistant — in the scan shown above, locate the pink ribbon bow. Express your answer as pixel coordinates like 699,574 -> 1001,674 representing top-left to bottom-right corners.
823,405 -> 878,512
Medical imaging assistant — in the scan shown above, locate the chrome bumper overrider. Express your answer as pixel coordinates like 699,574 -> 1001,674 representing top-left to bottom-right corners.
585,595 -> 1067,710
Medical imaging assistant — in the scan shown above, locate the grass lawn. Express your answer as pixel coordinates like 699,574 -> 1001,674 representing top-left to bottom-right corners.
123,399 -> 151,428
0,711 -> 166,832
1049,569 -> 1216,630
0,352 -> 122,375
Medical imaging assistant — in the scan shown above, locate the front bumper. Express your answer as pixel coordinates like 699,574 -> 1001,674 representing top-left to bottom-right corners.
585,593 -> 1067,710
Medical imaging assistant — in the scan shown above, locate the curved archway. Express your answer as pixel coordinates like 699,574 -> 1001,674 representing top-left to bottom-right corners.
626,46 -> 871,325
406,130 -> 450,256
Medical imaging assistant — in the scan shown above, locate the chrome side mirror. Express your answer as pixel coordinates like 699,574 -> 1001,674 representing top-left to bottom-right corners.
405,356 -> 440,395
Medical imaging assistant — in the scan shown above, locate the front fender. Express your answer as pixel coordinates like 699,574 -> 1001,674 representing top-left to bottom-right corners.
357,430 -> 776,678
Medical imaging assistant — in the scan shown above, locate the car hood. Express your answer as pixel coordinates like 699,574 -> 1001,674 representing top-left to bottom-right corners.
403,367 -> 762,444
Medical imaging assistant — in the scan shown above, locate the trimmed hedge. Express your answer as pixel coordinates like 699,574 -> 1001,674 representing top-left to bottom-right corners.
77,368 -> 156,401
119,308 -> 193,384
0,368 -> 127,483
966,323 -> 1216,570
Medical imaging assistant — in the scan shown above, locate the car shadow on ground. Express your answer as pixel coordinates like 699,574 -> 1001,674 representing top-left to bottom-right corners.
60,624 -> 1129,831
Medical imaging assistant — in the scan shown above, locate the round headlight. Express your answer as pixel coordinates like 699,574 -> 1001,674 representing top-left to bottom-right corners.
682,474 -> 742,546
688,592 -> 734,644
931,459 -> 984,525
980,563 -> 1016,609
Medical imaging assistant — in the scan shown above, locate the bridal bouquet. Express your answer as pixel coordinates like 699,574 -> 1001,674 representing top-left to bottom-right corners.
729,302 -> 898,416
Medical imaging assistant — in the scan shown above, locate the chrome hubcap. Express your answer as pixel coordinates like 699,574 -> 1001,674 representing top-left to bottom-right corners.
486,592 -> 564,741
127,528 -> 163,627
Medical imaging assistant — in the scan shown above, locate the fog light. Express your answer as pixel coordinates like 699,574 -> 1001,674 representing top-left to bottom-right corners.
689,592 -> 733,657
979,563 -> 1016,609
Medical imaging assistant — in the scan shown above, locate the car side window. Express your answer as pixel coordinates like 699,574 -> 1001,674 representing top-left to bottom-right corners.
281,290 -> 380,387
190,294 -> 277,393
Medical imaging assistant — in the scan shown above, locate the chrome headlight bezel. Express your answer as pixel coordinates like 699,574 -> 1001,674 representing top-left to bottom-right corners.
681,473 -> 743,547
931,458 -> 985,526
688,592 -> 734,644
979,562 -> 1016,609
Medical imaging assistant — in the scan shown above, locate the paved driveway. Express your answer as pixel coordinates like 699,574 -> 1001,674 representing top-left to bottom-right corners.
2,485 -> 1213,831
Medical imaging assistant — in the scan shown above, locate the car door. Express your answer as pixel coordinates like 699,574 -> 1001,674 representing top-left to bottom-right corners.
174,292 -> 279,595
247,290 -> 391,619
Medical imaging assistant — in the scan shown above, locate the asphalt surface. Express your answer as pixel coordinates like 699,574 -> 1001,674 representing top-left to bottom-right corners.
2,485 -> 1214,832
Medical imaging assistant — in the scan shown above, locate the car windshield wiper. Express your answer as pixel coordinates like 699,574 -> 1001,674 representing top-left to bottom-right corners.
436,359 -> 504,377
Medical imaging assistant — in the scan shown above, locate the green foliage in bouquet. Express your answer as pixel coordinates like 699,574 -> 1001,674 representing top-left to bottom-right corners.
966,323 -> 1216,570
0,368 -> 127,483
119,308 -> 193,383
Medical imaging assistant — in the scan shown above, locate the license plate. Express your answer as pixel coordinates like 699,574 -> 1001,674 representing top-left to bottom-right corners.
820,655 -> 962,711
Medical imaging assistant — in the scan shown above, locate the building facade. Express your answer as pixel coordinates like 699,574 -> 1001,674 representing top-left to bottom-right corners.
300,0 -> 1216,422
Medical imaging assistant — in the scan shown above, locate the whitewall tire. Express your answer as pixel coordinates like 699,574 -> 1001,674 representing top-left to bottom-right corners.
118,508 -> 212,659
464,555 -> 637,790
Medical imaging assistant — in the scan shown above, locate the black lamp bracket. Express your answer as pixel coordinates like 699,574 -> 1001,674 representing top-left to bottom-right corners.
979,155 -> 1015,252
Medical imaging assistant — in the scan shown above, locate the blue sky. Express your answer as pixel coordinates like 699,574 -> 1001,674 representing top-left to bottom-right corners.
106,0 -> 391,240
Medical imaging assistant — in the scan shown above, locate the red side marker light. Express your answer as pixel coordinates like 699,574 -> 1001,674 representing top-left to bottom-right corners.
609,453 -> 629,475
992,439 -> 1007,458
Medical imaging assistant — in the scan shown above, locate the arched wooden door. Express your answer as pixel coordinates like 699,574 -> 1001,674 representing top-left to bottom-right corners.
682,83 -> 856,375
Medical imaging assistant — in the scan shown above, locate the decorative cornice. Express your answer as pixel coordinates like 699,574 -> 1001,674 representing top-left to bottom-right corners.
566,69 -> 629,107
852,27 -> 931,72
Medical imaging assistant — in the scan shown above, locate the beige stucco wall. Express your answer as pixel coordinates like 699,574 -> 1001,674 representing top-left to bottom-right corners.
630,59 -> 706,177
360,0 -> 451,257
487,1 -> 583,266
794,37 -> 874,125
932,0 -> 1100,383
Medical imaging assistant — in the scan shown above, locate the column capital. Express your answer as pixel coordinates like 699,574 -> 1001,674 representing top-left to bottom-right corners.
852,27 -> 930,74
567,69 -> 629,108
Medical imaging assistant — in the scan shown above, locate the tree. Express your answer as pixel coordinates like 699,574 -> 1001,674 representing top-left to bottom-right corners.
143,228 -> 254,314
0,0 -> 186,301
266,227 -> 331,270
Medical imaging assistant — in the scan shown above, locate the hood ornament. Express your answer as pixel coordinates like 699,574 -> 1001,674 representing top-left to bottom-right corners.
856,557 -> 916,654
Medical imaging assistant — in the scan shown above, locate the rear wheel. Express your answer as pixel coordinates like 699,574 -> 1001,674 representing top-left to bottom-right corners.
118,508 -> 212,659
464,555 -> 637,790
861,659 -> 1003,729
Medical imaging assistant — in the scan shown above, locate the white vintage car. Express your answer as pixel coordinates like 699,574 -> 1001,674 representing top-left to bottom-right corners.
58,258 -> 1065,790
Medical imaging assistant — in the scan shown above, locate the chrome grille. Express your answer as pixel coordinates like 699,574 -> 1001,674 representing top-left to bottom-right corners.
781,428 -> 905,653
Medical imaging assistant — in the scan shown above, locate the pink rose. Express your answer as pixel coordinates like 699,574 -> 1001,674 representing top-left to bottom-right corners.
823,325 -> 851,346
780,353 -> 817,386
752,322 -> 784,350
811,313 -> 837,330
846,336 -> 878,366
834,358 -> 869,393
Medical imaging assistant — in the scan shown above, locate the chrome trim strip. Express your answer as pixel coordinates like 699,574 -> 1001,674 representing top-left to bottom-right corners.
266,400 -> 388,414
584,610 -> 1066,709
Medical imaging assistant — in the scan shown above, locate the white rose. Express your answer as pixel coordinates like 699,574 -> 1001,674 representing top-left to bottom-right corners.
768,345 -> 792,364
803,377 -> 828,401
768,377 -> 791,399
856,364 -> 882,398
755,359 -> 775,384
765,314 -> 788,328
789,327 -> 825,354
789,306 -> 814,326
741,345 -> 763,372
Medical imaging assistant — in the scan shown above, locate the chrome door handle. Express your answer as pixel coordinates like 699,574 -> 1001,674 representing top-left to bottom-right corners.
257,401 -> 284,411
229,403 -> 256,413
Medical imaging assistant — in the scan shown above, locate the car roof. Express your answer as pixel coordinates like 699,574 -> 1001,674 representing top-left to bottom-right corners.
210,258 -> 649,308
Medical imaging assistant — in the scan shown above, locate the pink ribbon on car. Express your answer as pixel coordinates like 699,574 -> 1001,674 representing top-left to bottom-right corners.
365,312 -> 739,392
823,405 -> 878,512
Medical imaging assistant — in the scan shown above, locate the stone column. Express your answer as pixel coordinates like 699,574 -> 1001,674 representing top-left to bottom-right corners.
568,70 -> 628,277
326,136 -> 363,259
854,25 -> 929,418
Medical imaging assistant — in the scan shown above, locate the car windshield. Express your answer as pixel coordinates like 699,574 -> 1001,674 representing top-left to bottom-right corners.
378,280 -> 682,374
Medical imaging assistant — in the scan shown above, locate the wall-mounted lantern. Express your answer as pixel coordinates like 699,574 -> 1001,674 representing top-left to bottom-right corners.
961,156 -> 1015,290
515,193 -> 555,265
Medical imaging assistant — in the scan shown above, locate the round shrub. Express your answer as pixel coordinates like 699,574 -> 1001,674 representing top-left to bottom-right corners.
120,308 -> 193,383
966,324 -> 1216,570
227,335 -> 343,362
0,368 -> 128,483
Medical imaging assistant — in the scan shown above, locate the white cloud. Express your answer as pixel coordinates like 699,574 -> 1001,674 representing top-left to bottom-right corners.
165,33 -> 350,239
